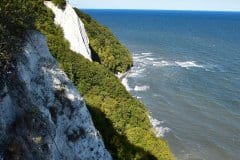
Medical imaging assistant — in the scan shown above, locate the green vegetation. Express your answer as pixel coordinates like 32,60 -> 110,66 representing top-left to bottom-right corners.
1,0 -> 174,159
0,0 -> 44,88
75,9 -> 133,73
52,0 -> 66,9
36,7 -> 174,160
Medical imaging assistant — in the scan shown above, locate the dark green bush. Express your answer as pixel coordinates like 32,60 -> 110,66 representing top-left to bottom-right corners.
52,0 -> 66,9
0,0 -> 44,81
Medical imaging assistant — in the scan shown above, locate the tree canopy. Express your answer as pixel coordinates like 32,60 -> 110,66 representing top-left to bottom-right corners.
75,9 -> 133,73
0,1 -> 174,159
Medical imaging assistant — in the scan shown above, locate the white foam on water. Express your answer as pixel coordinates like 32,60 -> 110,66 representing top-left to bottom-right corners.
133,52 -> 210,72
141,52 -> 153,56
128,68 -> 145,78
120,51 -> 171,138
134,85 -> 150,91
153,60 -> 175,67
175,61 -> 204,69
133,52 -> 158,65
149,115 -> 170,137
146,57 -> 156,61
128,52 -> 157,78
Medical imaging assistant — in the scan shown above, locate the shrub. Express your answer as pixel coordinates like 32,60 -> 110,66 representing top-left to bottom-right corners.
52,0 -> 66,9
0,0 -> 44,83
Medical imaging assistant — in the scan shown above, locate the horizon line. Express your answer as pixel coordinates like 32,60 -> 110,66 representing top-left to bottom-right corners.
78,8 -> 240,13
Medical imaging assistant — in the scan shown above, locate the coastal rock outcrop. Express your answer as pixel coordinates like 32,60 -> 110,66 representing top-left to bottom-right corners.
0,31 -> 111,160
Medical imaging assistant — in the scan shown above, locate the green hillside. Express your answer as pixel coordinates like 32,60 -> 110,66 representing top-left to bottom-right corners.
0,0 -> 174,159
75,9 -> 133,74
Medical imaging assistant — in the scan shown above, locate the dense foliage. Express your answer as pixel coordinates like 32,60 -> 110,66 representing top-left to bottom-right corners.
1,0 -> 174,159
37,7 -> 173,160
0,0 -> 44,89
75,9 -> 133,73
52,0 -> 66,9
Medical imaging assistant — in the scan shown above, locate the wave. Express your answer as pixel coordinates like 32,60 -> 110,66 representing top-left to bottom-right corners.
134,85 -> 150,91
121,52 -> 210,93
146,57 -> 156,61
149,115 -> 170,137
128,68 -> 145,78
175,61 -> 204,69
141,52 -> 153,56
153,60 -> 175,67
133,52 -> 207,70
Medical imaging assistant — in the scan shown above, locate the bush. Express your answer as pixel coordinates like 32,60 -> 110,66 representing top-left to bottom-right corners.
0,0 -> 44,83
52,0 -> 66,9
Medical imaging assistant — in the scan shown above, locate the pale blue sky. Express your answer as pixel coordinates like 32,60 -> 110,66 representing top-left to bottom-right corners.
69,0 -> 240,11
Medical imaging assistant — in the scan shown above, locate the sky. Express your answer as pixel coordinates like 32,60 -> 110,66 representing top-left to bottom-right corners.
69,0 -> 240,11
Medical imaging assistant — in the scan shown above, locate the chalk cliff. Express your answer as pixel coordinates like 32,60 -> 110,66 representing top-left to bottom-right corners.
44,1 -> 92,61
0,31 -> 111,159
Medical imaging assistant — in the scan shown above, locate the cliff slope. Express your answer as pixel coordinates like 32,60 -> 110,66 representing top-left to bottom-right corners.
44,1 -> 92,61
0,0 -> 174,159
0,31 -> 111,159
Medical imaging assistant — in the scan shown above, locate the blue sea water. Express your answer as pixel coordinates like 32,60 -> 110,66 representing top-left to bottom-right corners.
84,10 -> 240,160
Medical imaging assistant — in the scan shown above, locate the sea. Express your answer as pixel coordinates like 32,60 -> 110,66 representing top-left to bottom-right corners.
83,10 -> 240,160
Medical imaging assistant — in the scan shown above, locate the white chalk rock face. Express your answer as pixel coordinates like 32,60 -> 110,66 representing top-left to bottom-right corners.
44,1 -> 92,61
0,31 -> 111,160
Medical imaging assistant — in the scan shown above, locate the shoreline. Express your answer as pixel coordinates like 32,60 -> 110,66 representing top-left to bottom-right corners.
116,69 -> 131,81
117,66 -> 171,138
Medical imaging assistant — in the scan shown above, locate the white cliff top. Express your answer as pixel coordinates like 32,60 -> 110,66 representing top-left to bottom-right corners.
44,1 -> 92,61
